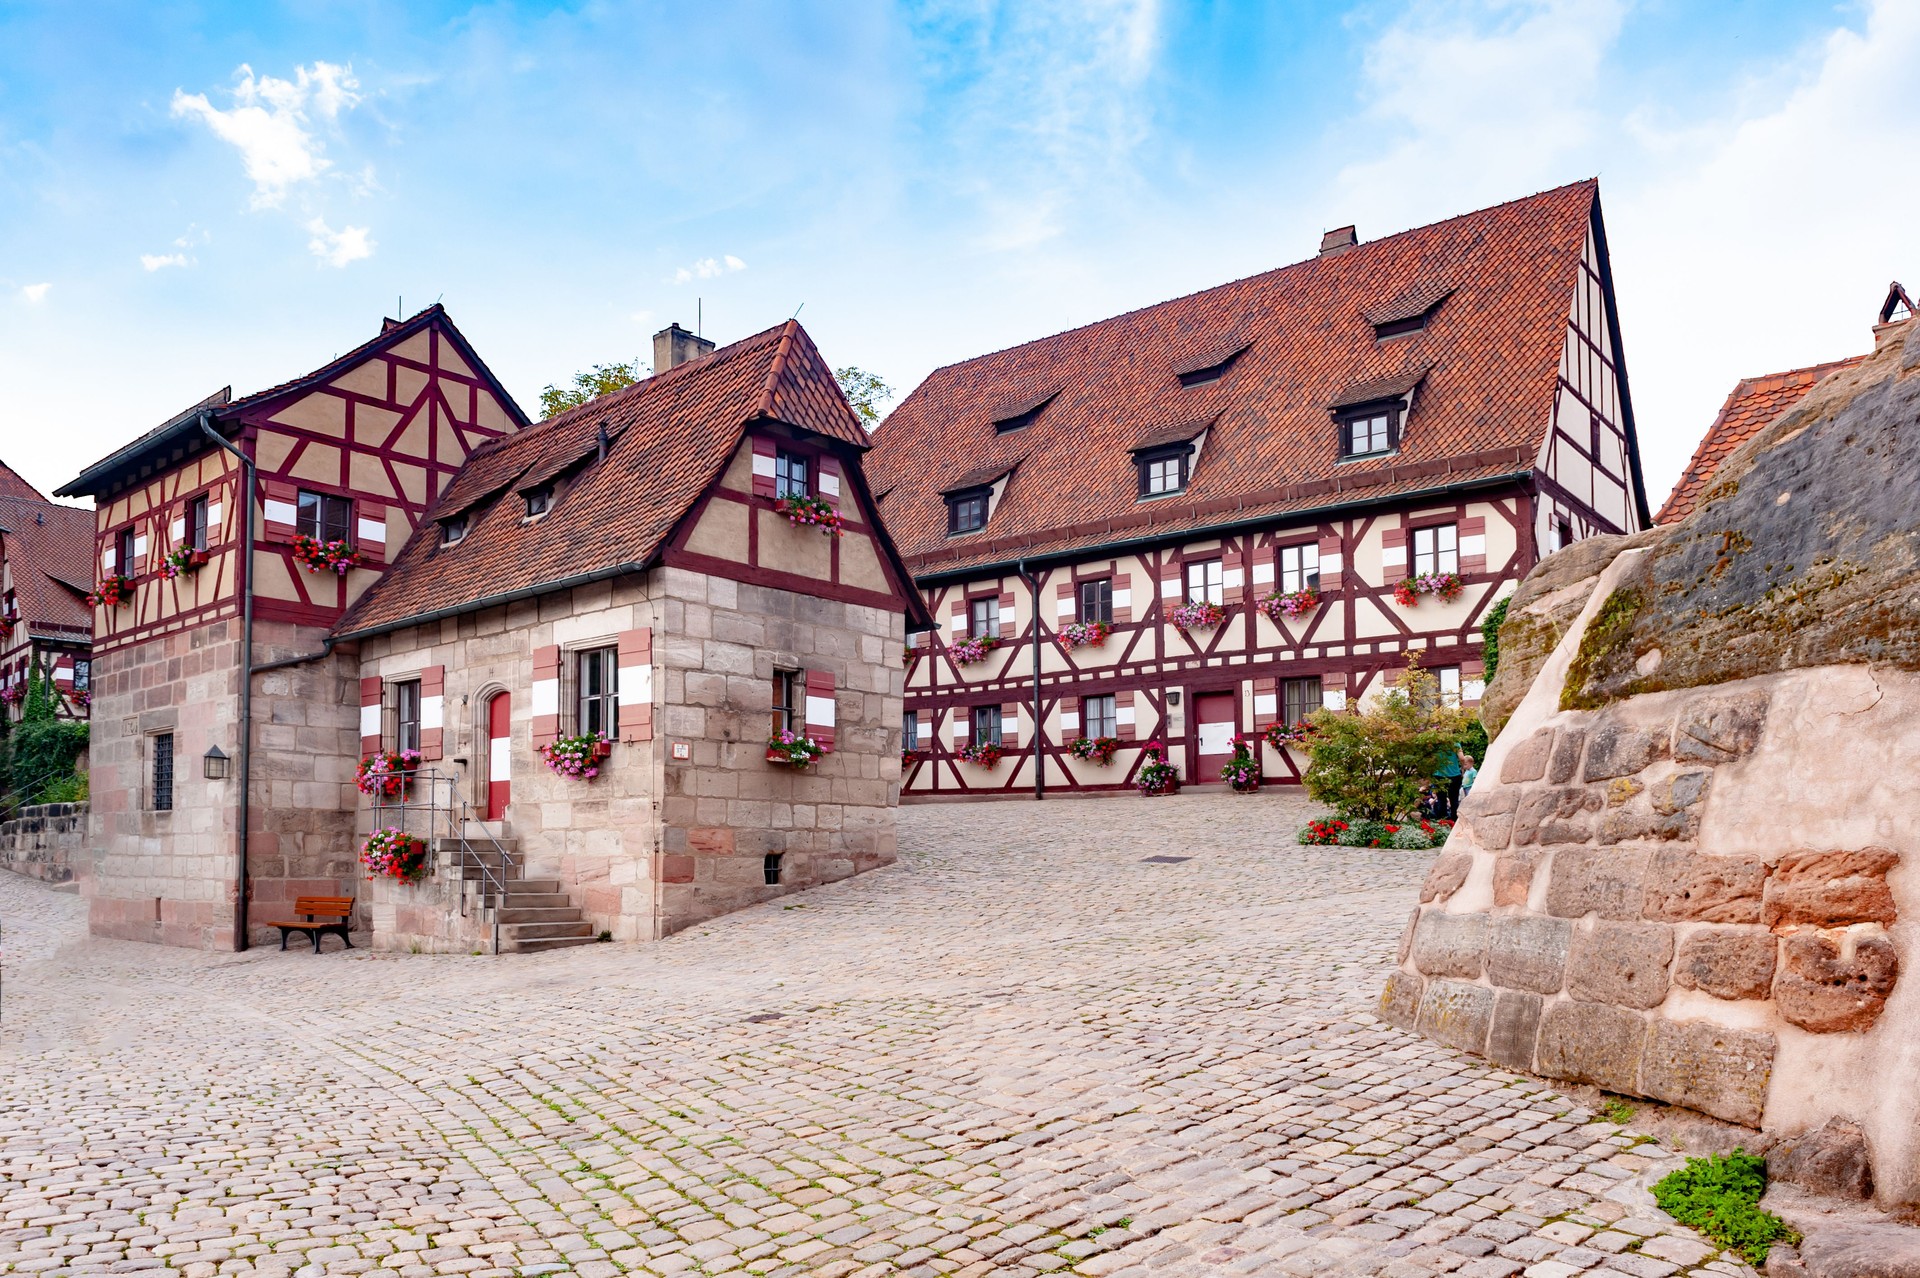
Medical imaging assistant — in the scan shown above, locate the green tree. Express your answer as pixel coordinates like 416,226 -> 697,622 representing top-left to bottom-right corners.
835,366 -> 894,429
1303,654 -> 1474,821
7,669 -> 87,807
539,360 -> 644,419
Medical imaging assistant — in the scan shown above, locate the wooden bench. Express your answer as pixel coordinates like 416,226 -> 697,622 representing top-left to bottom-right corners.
267,896 -> 355,953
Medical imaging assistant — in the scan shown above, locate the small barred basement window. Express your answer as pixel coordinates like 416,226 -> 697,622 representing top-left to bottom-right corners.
151,733 -> 174,811
763,853 -> 784,885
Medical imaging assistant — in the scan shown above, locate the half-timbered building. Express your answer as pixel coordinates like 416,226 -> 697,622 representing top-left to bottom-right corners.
0,462 -> 94,724
868,181 -> 1652,797
57,306 -> 530,949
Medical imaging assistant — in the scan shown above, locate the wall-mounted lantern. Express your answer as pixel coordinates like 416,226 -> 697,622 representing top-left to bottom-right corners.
203,745 -> 231,780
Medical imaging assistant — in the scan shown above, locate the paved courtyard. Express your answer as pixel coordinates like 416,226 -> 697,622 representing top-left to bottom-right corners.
0,795 -> 1753,1278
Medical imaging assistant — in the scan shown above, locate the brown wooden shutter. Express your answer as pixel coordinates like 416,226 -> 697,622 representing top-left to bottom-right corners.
1459,516 -> 1487,575
1160,567 -> 1181,605
263,479 -> 300,543
1223,548 -> 1245,603
129,524 -> 149,575
418,665 -> 445,759
1114,572 -> 1132,623
1251,545 -> 1275,595
1318,535 -> 1343,590
1000,703 -> 1020,749
1056,580 -> 1075,624
1382,527 -> 1408,580
751,435 -> 778,498
817,455 -> 843,508
950,598 -> 967,642
359,676 -> 384,755
999,590 -> 1016,639
1116,689 -> 1136,740
356,500 -> 387,566
1253,676 -> 1278,727
532,644 -> 561,747
805,669 -> 837,750
617,628 -> 654,742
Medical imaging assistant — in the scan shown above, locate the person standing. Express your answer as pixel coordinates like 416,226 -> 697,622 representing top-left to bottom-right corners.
1433,745 -> 1464,820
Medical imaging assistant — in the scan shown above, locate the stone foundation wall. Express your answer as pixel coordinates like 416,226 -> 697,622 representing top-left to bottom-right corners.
0,802 -> 88,887
1386,550 -> 1920,1208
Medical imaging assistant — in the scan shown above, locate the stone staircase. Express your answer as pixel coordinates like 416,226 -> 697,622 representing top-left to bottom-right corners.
441,834 -> 596,953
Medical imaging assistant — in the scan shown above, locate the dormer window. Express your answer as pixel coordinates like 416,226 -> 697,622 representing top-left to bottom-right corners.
1366,286 -> 1453,342
991,391 -> 1057,434
946,486 -> 990,535
1137,443 -> 1191,497
1177,350 -> 1244,388
774,449 -> 810,499
525,485 -> 553,518
441,514 -> 469,546
1373,314 -> 1429,339
1339,405 -> 1397,458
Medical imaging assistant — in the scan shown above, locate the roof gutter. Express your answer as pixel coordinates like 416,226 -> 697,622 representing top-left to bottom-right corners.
911,468 -> 1536,587
197,413 -> 256,952
332,558 -> 657,643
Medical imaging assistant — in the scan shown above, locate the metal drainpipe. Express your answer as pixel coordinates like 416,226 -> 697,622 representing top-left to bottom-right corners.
1018,559 -> 1044,801
198,414 -> 255,951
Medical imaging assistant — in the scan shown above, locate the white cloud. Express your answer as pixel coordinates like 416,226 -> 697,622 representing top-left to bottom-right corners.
673,254 -> 747,284
306,218 -> 375,268
141,253 -> 189,272
171,61 -> 362,209
18,283 -> 49,303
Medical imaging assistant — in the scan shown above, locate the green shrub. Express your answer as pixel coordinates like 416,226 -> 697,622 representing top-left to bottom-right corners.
1302,655 -> 1475,822
7,672 -> 87,804
1651,1150 -> 1798,1264
1481,595 -> 1510,681
37,773 -> 88,804
1344,819 -> 1391,847
1389,826 -> 1433,850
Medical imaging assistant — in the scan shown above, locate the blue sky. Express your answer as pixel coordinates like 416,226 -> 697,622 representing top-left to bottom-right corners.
2,1 -> 1914,507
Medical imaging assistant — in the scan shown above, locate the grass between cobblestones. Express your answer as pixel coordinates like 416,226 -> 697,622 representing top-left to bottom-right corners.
0,794 -> 1755,1277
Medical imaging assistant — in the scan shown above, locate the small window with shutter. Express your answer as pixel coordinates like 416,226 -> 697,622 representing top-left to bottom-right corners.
576,647 -> 618,738
115,527 -> 136,576
971,705 -> 1002,748
772,669 -> 801,736
188,496 -> 209,551
969,596 -> 1000,637
393,679 -> 422,754
297,491 -> 352,544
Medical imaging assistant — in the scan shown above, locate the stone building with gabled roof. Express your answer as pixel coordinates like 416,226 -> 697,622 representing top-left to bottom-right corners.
868,180 -> 1652,797
60,311 -> 919,952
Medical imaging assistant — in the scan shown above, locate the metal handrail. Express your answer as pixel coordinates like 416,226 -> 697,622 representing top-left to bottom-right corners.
360,767 -> 516,955
456,799 -> 516,955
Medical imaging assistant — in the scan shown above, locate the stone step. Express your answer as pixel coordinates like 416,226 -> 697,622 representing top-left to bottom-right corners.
504,878 -> 563,895
504,933 -> 599,954
434,839 -> 521,857
504,920 -> 595,941
494,906 -> 584,925
474,891 -> 572,910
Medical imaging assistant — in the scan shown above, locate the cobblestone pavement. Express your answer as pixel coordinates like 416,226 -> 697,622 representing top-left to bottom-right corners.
0,795 -> 1754,1278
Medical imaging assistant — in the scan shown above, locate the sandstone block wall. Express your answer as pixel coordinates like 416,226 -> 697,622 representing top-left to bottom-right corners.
0,802 -> 88,888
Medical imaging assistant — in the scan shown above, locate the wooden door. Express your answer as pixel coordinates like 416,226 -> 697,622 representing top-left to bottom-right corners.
486,691 -> 511,820
1194,691 -> 1237,784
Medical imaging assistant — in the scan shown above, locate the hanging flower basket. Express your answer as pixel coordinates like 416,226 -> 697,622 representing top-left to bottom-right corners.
1169,600 -> 1227,631
767,730 -> 826,768
355,749 -> 422,799
539,733 -> 609,779
1066,735 -> 1121,765
291,534 -> 363,576
1136,740 -> 1181,796
949,634 -> 1000,666
1220,736 -> 1262,793
0,685 -> 21,707
1264,720 -> 1317,751
1056,620 -> 1111,650
956,741 -> 1002,768
1394,572 -> 1464,607
900,747 -> 921,766
1258,587 -> 1320,623
159,547 -> 211,580
70,689 -> 92,710
361,827 -> 429,883
772,494 -> 845,537
87,575 -> 134,608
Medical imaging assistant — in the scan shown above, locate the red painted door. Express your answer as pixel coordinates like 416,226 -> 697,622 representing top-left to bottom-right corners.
1194,692 -> 1237,784
486,691 -> 511,820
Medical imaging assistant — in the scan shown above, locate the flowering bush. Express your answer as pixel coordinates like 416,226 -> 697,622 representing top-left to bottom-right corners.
1066,735 -> 1121,765
159,546 -> 210,579
1136,740 -> 1180,796
69,688 -> 92,710
291,533 -> 362,576
1169,600 -> 1227,631
539,732 -> 609,779
1264,720 -> 1317,751
1220,736 -> 1261,793
1296,815 -> 1453,848
0,685 -> 21,707
956,741 -> 1002,768
1056,620 -> 1111,650
767,730 -> 826,767
355,749 -> 422,799
1393,572 -> 1464,607
87,575 -> 134,608
1299,817 -> 1350,845
360,827 -> 429,883
1258,587 -> 1321,622
949,634 -> 1000,665
773,494 -> 845,536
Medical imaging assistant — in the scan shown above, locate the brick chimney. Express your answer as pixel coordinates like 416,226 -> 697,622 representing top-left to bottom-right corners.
653,322 -> 715,373
1319,226 -> 1358,256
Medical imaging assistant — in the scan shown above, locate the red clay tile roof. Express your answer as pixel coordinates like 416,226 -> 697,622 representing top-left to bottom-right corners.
868,181 -> 1614,574
0,496 -> 95,639
336,320 -> 870,637
0,461 -> 49,503
1656,356 -> 1868,525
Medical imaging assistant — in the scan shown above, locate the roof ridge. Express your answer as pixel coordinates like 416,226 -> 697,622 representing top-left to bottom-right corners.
1734,354 -> 1868,386
755,319 -> 801,420
890,179 -> 1598,388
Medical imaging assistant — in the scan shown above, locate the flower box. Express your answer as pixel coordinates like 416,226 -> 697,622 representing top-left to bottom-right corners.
356,749 -> 423,799
1264,720 -> 1316,751
160,547 -> 211,580
0,685 -> 20,707
291,534 -> 362,576
1394,572 -> 1464,607
86,575 -> 134,608
1056,620 -> 1111,650
949,634 -> 1000,666
361,827 -> 429,883
956,742 -> 1002,768
772,494 -> 845,537
1066,735 -> 1121,765
767,730 -> 826,768
1258,587 -> 1320,623
539,733 -> 608,779
1169,600 -> 1227,631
